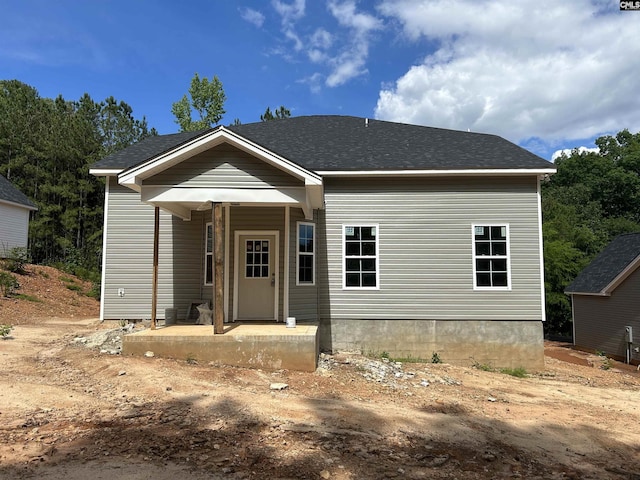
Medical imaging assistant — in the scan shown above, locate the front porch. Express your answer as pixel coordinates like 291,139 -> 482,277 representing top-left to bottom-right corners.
123,322 -> 320,372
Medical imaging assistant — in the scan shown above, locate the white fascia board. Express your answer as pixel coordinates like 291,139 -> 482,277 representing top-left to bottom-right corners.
89,169 -> 123,177
0,199 -> 38,211
119,127 -> 322,188
315,168 -> 557,177
564,290 -> 609,297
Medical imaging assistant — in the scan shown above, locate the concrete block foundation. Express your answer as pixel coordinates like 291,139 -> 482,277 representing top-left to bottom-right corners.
319,319 -> 544,370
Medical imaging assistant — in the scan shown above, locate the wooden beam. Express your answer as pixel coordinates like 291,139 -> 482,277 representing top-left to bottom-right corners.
151,206 -> 159,330
213,202 -> 224,334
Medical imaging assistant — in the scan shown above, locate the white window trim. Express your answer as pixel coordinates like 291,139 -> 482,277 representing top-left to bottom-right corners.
342,224 -> 380,290
204,221 -> 213,286
472,223 -> 511,291
296,221 -> 315,286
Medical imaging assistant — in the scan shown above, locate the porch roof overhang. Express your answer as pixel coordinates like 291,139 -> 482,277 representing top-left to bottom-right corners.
114,126 -> 324,220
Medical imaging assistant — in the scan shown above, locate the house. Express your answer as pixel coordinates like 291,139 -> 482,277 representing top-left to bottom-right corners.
565,233 -> 640,364
0,174 -> 37,257
90,116 -> 555,370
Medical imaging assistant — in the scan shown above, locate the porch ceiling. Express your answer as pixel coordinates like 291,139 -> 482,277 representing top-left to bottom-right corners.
144,184 -> 321,220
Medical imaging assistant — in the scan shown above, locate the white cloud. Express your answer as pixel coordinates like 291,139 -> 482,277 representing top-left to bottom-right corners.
272,0 -> 306,51
551,146 -> 600,162
239,7 -> 265,28
374,0 -> 640,146
324,0 -> 383,87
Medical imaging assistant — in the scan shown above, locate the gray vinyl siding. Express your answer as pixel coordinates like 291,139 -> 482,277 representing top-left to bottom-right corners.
228,206 -> 286,321
289,208 -> 319,321
145,144 -> 302,188
0,202 -> 30,255
318,176 -> 543,321
102,177 -> 203,320
572,267 -> 640,359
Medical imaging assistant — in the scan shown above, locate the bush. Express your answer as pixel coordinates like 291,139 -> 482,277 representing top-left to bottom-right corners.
0,271 -> 19,297
0,324 -> 13,338
3,247 -> 31,274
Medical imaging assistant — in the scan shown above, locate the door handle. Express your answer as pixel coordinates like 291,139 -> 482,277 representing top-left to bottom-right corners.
271,273 -> 275,286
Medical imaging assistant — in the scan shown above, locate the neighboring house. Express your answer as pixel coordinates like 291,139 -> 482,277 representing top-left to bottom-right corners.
0,174 -> 37,257
565,233 -> 640,364
90,116 -> 555,369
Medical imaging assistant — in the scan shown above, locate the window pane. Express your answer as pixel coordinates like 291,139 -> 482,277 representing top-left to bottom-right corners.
345,226 -> 360,240
362,258 -> 376,271
493,273 -> 508,286
476,273 -> 491,286
246,253 -> 252,265
346,273 -> 360,287
475,226 -> 489,240
492,259 -> 507,271
476,242 -> 490,256
262,241 -> 269,252
491,226 -> 506,240
346,242 -> 361,256
206,256 -> 213,284
362,241 -> 376,256
346,258 -> 360,271
362,273 -> 376,287
361,227 -> 375,240
492,242 -> 507,256
262,253 -> 269,264
207,225 -> 213,253
476,259 -> 490,272
262,266 -> 269,277
246,266 -> 252,278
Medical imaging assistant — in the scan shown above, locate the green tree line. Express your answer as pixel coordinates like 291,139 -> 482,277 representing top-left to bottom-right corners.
542,130 -> 640,336
0,80 -> 156,272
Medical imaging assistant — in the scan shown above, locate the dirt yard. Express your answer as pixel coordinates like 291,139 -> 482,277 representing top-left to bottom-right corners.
1,266 -> 639,479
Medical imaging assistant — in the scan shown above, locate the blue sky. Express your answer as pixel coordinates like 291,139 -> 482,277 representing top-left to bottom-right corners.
2,0 -> 639,161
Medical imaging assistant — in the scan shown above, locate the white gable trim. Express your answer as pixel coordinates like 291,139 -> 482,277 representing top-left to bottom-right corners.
118,127 -> 322,190
602,254 -> 640,294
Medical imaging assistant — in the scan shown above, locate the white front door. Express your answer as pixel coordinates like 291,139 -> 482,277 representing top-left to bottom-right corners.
235,232 -> 278,320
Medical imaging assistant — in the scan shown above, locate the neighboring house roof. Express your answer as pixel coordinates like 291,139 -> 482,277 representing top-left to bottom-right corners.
0,174 -> 37,210
91,115 -> 554,173
565,233 -> 640,296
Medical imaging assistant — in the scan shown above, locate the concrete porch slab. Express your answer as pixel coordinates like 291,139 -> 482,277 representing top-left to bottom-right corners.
123,322 -> 319,372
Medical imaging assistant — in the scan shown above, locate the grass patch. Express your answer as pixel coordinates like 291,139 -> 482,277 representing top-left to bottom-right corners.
500,367 -> 528,378
66,284 -> 83,292
14,293 -> 41,302
60,276 -> 75,283
471,360 -> 494,372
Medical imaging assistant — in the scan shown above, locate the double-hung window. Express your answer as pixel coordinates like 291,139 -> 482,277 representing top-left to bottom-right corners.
205,223 -> 213,285
297,222 -> 315,285
343,225 -> 378,289
473,224 -> 510,289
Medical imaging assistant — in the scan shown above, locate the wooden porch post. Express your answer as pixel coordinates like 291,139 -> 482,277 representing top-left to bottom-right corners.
151,206 -> 159,330
213,202 -> 224,334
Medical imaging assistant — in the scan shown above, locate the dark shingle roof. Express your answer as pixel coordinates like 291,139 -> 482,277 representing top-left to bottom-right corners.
0,175 -> 37,209
91,116 -> 554,172
565,233 -> 640,294
91,129 -> 209,170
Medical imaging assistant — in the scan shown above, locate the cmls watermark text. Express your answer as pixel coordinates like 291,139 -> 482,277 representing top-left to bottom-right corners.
620,1 -> 640,10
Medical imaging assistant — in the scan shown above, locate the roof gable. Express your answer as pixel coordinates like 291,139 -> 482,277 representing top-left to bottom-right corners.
117,126 -> 321,191
565,233 -> 640,295
0,175 -> 37,210
90,116 -> 555,175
